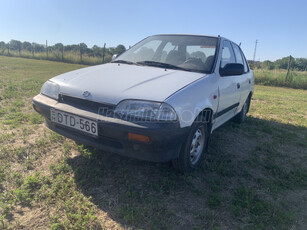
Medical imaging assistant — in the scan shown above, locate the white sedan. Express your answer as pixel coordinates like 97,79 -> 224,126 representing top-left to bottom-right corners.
33,34 -> 254,172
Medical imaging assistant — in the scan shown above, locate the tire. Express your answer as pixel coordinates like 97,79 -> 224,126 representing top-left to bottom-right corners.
172,121 -> 210,173
234,97 -> 250,124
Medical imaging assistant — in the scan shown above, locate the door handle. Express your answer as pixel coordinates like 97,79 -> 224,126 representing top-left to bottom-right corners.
237,83 -> 240,89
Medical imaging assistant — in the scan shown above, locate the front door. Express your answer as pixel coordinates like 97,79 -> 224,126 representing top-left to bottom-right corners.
213,40 -> 241,129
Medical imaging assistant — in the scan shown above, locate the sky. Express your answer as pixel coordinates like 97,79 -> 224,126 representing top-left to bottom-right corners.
0,0 -> 306,61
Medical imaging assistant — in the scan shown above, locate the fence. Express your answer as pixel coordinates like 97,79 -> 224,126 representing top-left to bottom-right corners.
0,42 -> 113,66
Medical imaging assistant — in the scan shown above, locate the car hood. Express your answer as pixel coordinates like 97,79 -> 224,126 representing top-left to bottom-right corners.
51,63 -> 205,105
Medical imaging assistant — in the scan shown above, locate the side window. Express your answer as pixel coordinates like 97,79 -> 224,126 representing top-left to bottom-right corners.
221,41 -> 236,68
232,43 -> 248,72
232,44 -> 244,65
240,49 -> 249,73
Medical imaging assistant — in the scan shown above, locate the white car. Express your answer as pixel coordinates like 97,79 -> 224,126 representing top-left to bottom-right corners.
33,34 -> 254,172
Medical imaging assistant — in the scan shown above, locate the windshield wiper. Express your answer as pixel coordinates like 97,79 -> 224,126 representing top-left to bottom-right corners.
136,61 -> 190,71
112,60 -> 139,65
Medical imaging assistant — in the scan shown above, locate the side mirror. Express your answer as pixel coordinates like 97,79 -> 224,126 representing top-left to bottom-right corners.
220,63 -> 244,76
112,54 -> 118,61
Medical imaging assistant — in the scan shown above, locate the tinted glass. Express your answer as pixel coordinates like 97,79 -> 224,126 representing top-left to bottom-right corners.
116,35 -> 218,73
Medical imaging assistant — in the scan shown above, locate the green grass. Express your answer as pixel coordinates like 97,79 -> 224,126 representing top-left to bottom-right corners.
254,68 -> 307,89
0,56 -> 307,229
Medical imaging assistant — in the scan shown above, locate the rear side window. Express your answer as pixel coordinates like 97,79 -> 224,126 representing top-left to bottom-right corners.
240,49 -> 249,72
221,41 -> 236,68
232,43 -> 248,72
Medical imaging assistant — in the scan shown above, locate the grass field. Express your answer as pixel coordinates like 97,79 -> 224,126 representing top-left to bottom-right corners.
254,69 -> 307,90
0,56 -> 307,229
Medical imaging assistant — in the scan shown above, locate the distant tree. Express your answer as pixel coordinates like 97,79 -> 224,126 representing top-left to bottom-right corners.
274,57 -> 289,69
32,43 -> 44,52
248,60 -> 261,69
294,58 -> 307,71
92,45 -> 103,57
80,43 -> 87,50
64,44 -> 79,52
115,44 -> 126,55
22,41 -> 32,52
261,60 -> 274,70
53,43 -> 64,51
108,47 -> 116,55
0,41 -> 5,49
9,39 -> 22,51
84,47 -> 93,56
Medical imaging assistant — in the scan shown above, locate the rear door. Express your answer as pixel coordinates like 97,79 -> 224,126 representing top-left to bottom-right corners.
232,43 -> 251,109
213,40 -> 241,129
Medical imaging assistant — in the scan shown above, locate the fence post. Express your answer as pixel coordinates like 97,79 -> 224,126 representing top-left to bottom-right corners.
102,43 -> 106,63
32,43 -> 34,57
285,55 -> 292,82
62,44 -> 64,62
46,40 -> 48,59
80,44 -> 82,63
19,43 -> 21,56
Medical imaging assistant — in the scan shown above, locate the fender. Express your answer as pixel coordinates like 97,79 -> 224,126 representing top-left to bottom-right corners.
165,73 -> 219,128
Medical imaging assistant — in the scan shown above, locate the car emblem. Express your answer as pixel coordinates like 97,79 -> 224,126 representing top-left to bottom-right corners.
82,91 -> 91,97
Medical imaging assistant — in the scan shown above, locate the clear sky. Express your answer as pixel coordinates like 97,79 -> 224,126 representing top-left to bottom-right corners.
0,0 -> 306,61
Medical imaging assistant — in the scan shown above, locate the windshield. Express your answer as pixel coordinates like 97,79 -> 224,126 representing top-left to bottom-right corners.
115,35 -> 218,73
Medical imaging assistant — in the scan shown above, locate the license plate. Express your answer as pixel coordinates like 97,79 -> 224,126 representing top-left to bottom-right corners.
50,108 -> 98,136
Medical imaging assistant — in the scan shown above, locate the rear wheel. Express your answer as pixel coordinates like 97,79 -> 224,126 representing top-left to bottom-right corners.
234,97 -> 250,124
172,121 -> 210,173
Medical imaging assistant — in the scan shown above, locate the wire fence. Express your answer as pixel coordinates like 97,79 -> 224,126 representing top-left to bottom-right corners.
0,41 -> 124,65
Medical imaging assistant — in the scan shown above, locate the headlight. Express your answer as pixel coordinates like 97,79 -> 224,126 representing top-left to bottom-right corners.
114,100 -> 177,121
40,81 -> 60,100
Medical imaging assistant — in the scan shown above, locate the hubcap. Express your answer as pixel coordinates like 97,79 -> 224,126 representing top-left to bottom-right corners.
190,127 -> 205,165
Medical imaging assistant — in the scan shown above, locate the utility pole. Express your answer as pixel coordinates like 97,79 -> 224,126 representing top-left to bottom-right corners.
253,39 -> 258,62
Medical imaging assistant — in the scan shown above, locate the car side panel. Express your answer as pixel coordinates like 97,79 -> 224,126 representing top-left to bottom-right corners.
211,38 -> 239,130
235,70 -> 254,113
212,75 -> 241,130
165,73 -> 219,128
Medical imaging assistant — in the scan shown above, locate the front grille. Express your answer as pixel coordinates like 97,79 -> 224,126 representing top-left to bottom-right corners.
58,94 -> 115,116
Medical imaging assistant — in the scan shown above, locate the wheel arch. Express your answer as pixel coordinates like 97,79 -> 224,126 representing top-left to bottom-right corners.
247,91 -> 253,113
196,107 -> 214,133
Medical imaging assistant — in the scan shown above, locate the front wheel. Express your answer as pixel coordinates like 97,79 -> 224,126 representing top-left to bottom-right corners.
172,121 -> 210,173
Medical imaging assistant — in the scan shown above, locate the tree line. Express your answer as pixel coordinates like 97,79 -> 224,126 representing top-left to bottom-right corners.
250,56 -> 307,71
1,40 -> 307,71
0,39 -> 127,65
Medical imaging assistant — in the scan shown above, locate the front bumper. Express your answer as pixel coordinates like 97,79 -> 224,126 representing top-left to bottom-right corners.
32,94 -> 189,162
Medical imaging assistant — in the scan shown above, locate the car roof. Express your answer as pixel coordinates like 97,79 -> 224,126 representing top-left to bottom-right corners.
151,34 -> 235,44
153,34 -> 220,39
